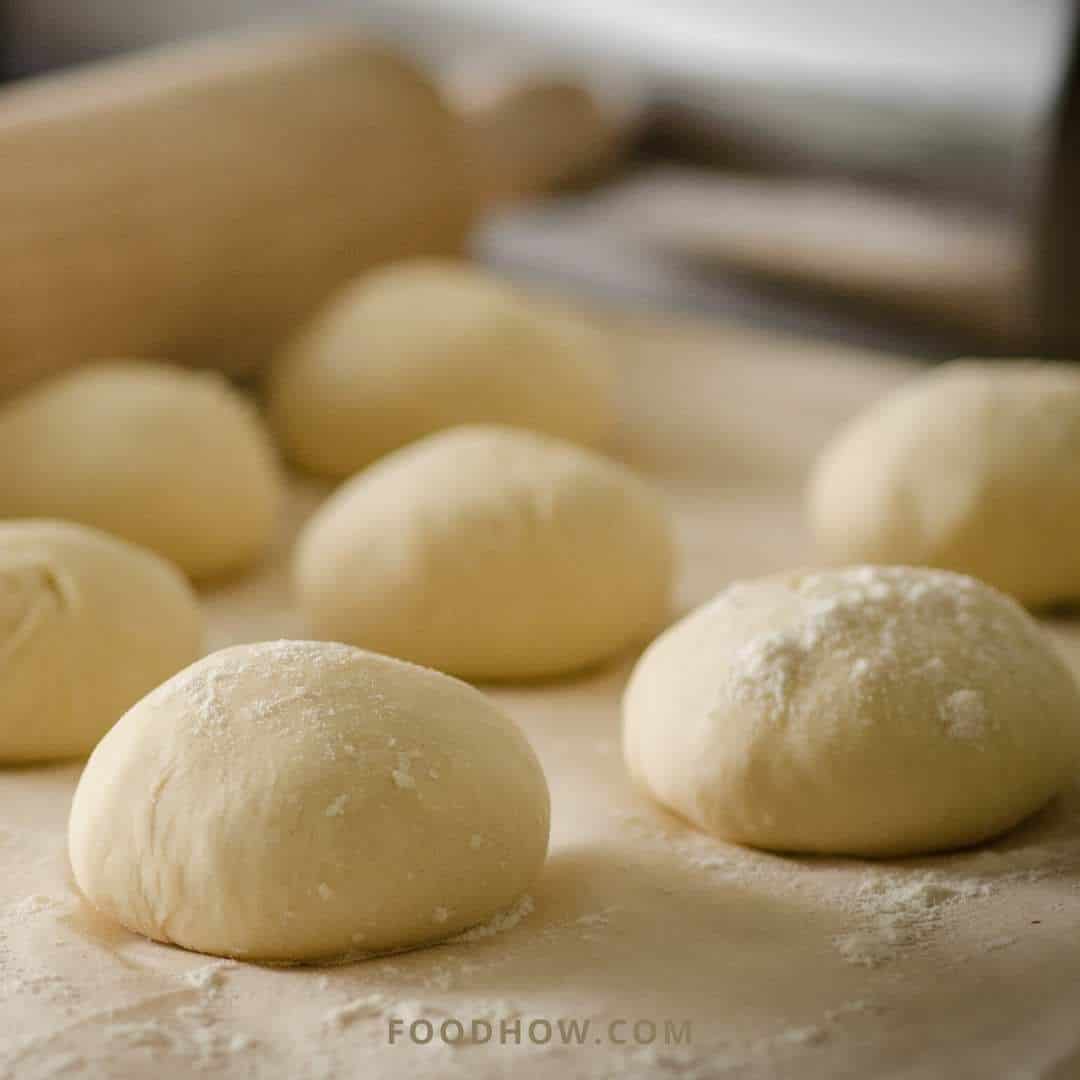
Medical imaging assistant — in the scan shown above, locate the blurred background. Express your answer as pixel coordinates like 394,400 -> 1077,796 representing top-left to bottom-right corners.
2,0 -> 1076,359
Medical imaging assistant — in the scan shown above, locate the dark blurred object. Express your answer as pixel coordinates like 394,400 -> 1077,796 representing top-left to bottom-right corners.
1037,16 -> 1080,357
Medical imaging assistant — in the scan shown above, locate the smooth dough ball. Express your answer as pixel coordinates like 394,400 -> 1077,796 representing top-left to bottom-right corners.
623,566 -> 1080,857
68,640 -> 550,962
809,361 -> 1080,607
0,520 -> 202,762
268,259 -> 616,478
0,361 -> 280,580
294,425 -> 675,681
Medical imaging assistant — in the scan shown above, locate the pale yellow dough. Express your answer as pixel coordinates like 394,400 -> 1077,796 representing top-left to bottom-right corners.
268,259 -> 617,478
624,566 -> 1080,857
0,520 -> 203,762
68,640 -> 551,962
0,361 -> 280,580
809,360 -> 1080,606
294,425 -> 675,681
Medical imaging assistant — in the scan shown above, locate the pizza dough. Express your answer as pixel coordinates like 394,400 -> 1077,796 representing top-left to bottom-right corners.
294,425 -> 675,681
809,361 -> 1080,607
623,566 -> 1080,857
0,361 -> 280,580
0,520 -> 202,763
268,259 -> 616,478
68,640 -> 550,962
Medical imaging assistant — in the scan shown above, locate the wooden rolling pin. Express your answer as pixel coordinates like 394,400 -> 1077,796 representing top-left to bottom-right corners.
0,27 -> 623,397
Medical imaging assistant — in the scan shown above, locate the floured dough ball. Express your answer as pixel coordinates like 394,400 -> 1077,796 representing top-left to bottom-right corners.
68,640 -> 550,962
0,361 -> 280,580
268,259 -> 616,478
0,521 -> 202,762
809,361 -> 1080,607
294,425 -> 675,680
623,566 -> 1080,857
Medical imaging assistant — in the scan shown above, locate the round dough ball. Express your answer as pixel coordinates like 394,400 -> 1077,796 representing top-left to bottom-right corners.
623,566 -> 1080,857
295,425 -> 675,680
68,640 -> 550,962
0,361 -> 280,580
809,361 -> 1080,607
0,520 -> 202,762
268,259 -> 616,478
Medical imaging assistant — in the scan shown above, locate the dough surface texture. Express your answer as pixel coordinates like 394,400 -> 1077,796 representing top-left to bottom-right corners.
0,361 -> 280,580
623,566 -> 1080,857
294,425 -> 675,681
0,520 -> 202,762
268,259 -> 616,477
809,361 -> 1080,606
68,640 -> 550,962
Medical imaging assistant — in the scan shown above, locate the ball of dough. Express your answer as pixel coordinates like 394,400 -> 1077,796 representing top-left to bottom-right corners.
294,425 -> 675,680
68,640 -> 550,962
623,566 -> 1080,857
809,361 -> 1080,607
268,259 -> 616,478
0,361 -> 280,580
0,520 -> 202,762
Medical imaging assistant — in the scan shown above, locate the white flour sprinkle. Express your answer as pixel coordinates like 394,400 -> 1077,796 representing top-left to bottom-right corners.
104,1021 -> 176,1050
940,689 -> 987,740
451,894 -> 535,943
324,993 -> 388,1029
316,883 -> 334,901
7,894 -> 59,918
620,801 -> 1065,973
324,794 -> 349,817
392,752 -> 417,790
728,632 -> 799,711
773,1025 -> 828,1047
719,567 -> 1002,742
850,657 -> 871,679
182,964 -> 229,993
834,872 -> 993,967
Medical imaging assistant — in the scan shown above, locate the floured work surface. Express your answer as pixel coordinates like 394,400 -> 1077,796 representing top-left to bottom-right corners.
3,315 -> 1080,1080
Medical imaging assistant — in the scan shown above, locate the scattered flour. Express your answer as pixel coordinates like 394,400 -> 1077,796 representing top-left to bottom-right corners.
324,993 -> 388,1029
939,689 -> 987,740
617,805 -> 1047,971
6,895 -> 60,918
772,1025 -> 828,1047
181,963 -> 230,994
720,567 -> 1004,745
451,894 -> 535,943
104,1021 -> 176,1051
617,1045 -> 713,1079
391,751 -> 417,790
833,873 -> 993,967
575,911 -> 614,928
102,1007 -> 256,1067
824,999 -> 881,1021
